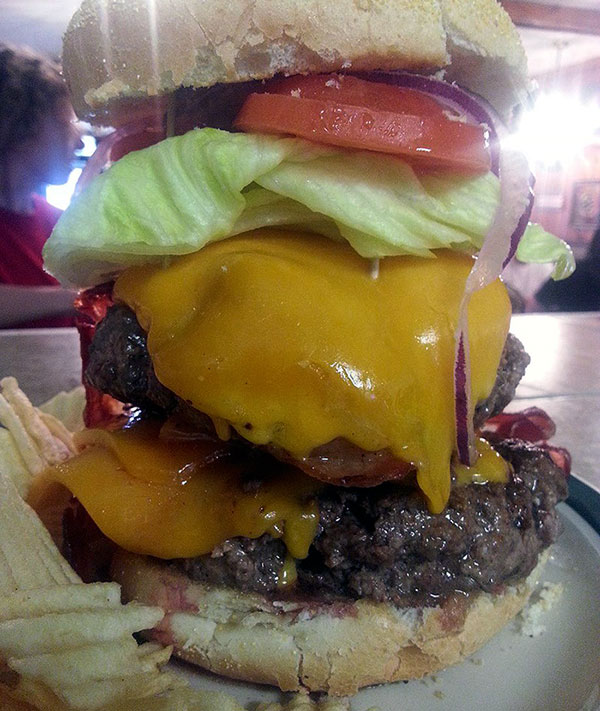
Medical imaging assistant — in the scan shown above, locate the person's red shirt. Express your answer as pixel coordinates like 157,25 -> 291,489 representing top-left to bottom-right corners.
0,194 -> 73,327
0,193 -> 62,286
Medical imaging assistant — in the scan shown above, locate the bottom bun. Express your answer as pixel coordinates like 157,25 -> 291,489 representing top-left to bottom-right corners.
111,549 -> 548,696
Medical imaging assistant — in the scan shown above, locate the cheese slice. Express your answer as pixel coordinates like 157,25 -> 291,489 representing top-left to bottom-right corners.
115,230 -> 511,513
46,421 -> 320,560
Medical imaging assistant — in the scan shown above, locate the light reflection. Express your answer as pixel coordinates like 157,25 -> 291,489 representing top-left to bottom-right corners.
148,0 -> 160,87
416,327 -> 439,348
46,167 -> 82,209
332,361 -> 374,392
98,0 -> 112,90
46,135 -> 96,209
505,91 -> 600,167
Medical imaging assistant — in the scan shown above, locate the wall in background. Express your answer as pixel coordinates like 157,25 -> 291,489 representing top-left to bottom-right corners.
528,56 -> 600,258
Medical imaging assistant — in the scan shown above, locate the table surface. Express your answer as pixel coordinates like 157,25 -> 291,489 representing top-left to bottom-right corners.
1,312 -> 598,490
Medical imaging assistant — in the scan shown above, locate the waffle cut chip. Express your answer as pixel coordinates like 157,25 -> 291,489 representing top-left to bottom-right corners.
0,378 -> 86,546
0,467 -> 181,709
257,697 -> 351,711
96,689 -> 352,711
0,377 -> 78,498
0,380 -> 178,709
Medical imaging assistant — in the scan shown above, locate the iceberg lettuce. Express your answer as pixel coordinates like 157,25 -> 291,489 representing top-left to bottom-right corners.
44,127 -> 574,287
516,222 -> 575,280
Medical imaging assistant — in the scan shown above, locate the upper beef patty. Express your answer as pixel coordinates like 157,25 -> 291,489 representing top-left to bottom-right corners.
85,304 -> 531,483
87,305 -> 531,424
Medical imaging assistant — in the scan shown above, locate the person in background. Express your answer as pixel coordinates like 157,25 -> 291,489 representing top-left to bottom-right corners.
0,43 -> 83,328
534,224 -> 600,312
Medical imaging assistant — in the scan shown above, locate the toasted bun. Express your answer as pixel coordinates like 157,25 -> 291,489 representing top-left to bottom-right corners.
63,0 -> 526,127
111,549 -> 547,696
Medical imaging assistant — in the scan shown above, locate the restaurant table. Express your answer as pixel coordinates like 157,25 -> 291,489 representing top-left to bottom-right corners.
509,312 -> 600,494
0,312 -> 599,491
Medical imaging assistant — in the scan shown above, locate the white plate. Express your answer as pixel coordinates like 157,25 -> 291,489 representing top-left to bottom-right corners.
171,499 -> 600,711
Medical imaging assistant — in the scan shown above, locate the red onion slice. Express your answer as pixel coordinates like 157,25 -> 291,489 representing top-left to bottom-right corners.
454,148 -> 532,466
352,72 -> 540,267
503,174 -> 535,269
367,74 -> 538,466
364,71 -> 501,176
454,331 -> 472,464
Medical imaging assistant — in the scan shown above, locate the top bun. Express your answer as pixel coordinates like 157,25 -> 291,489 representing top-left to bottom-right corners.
63,0 -> 527,127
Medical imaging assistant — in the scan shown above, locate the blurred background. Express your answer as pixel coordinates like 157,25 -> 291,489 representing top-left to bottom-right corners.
1,0 -> 90,210
1,0 -> 599,308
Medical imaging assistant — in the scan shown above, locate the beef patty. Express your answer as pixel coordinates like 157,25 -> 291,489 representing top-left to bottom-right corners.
177,439 -> 567,607
85,304 -> 531,484
87,305 -> 530,426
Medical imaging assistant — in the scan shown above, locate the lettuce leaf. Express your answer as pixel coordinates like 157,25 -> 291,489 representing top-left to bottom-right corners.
43,127 -> 572,286
516,222 -> 575,280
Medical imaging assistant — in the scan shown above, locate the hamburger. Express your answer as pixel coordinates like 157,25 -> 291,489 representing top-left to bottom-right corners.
40,0 -> 573,696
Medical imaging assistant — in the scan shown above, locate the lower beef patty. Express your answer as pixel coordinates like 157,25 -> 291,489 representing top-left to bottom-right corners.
177,439 -> 567,607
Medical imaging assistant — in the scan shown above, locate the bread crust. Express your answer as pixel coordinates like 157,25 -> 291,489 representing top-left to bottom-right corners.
111,549 -> 547,696
63,0 -> 526,126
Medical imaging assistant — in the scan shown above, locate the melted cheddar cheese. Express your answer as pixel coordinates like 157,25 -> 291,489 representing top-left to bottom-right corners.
44,230 -> 512,562
115,230 -> 511,513
46,422 -> 320,560
453,438 -> 510,486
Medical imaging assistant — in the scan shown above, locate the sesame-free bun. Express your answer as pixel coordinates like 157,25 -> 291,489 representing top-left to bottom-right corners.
111,549 -> 547,696
63,0 -> 527,127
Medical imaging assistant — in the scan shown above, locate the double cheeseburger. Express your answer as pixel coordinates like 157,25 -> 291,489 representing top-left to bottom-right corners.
41,0 -> 572,696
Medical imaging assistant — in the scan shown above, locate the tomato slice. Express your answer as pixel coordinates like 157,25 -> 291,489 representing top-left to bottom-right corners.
234,75 -> 490,174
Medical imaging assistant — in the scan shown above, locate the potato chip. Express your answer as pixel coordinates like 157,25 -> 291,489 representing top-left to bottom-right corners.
38,412 -> 77,455
0,583 -> 121,621
0,378 -> 74,468
98,688 -> 246,711
11,642 -> 171,691
0,474 -> 79,592
0,393 -> 45,480
0,379 -> 82,548
0,604 -> 163,657
0,379 -> 78,503
39,388 -> 86,434
0,429 -> 29,497
59,669 -> 183,710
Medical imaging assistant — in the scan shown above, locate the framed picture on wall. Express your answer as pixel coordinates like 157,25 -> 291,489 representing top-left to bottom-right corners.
569,181 -> 600,230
